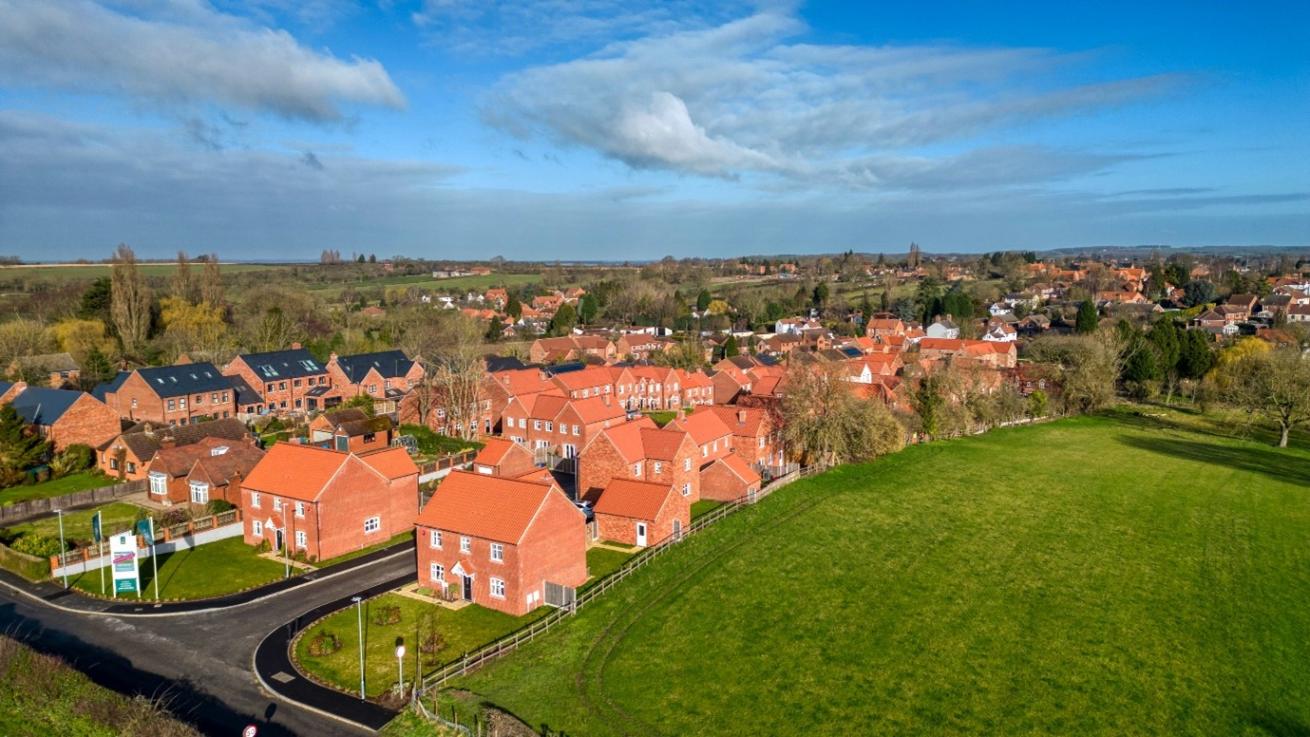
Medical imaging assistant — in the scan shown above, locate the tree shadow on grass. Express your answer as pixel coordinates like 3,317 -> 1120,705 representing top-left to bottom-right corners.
1117,435 -> 1310,487
1243,707 -> 1310,737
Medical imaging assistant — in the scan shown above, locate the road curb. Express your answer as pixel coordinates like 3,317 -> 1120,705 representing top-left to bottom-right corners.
0,545 -> 415,618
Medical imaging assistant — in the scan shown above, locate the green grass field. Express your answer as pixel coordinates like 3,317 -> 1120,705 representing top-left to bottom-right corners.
450,409 -> 1310,737
0,471 -> 117,506
0,263 -> 288,282
308,272 -> 542,297
67,536 -> 285,601
584,547 -> 633,585
295,593 -> 545,698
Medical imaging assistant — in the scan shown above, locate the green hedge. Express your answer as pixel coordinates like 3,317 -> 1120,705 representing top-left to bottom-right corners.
0,541 -> 50,581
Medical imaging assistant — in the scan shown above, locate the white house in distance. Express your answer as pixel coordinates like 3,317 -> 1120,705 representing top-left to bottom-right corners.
925,318 -> 960,340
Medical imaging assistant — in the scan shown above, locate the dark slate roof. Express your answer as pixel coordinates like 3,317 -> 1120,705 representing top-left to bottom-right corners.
227,375 -> 261,407
236,349 -> 326,381
546,361 -> 587,375
839,346 -> 863,358
11,387 -> 85,425
137,363 -> 233,398
335,351 -> 415,382
0,381 -> 12,397
116,418 -> 251,458
92,371 -> 130,402
484,355 -> 527,372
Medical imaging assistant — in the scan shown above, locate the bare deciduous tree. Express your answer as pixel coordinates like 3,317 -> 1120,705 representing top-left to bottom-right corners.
401,313 -> 487,440
110,244 -> 151,356
780,362 -> 904,466
200,254 -> 224,309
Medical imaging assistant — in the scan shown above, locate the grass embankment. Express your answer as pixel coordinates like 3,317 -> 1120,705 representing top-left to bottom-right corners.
68,536 -> 285,601
690,499 -> 725,520
0,501 -> 143,546
0,471 -> 118,506
294,593 -> 546,699
450,408 -> 1310,737
583,547 -> 633,587
0,634 -> 200,736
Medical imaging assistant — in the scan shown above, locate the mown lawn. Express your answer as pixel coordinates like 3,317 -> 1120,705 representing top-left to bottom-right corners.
0,502 -> 144,547
295,593 -> 546,699
584,547 -> 633,585
0,471 -> 119,506
67,536 -> 285,601
452,409 -> 1310,737
690,499 -> 725,520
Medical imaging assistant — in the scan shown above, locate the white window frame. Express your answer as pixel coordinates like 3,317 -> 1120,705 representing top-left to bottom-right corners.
490,577 -> 505,598
189,481 -> 209,504
490,543 -> 504,563
682,483 -> 691,497
251,492 -> 261,509
653,461 -> 662,475
252,520 -> 263,536
294,501 -> 305,518
272,497 -> 282,512
632,462 -> 642,477
148,472 -> 168,495
460,536 -> 471,553
363,516 -> 381,534
295,530 -> 307,549
430,562 -> 444,582
430,529 -> 443,549
684,458 -> 691,471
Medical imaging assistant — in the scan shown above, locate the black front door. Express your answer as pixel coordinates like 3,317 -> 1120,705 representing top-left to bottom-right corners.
462,575 -> 474,601
274,528 -> 284,552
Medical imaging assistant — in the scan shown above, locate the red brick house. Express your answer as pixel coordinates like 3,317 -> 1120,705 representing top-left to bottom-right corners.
96,363 -> 236,425
528,336 -> 616,364
307,408 -> 393,453
549,365 -> 616,401
484,368 -> 552,433
223,346 -> 331,416
8,387 -> 120,452
696,405 -> 784,472
501,393 -> 627,464
677,369 -> 714,408
325,350 -> 425,415
578,418 -> 699,502
146,436 -> 263,508
700,453 -> 762,502
415,470 -> 587,616
472,437 -> 536,477
593,478 -> 689,548
669,409 -> 734,466
628,365 -> 680,411
240,444 -> 419,562
98,417 -> 251,481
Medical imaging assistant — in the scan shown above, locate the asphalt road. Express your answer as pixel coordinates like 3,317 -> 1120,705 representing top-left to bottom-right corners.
0,549 -> 418,737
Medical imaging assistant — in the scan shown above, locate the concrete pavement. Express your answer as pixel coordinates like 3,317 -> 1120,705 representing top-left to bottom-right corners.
0,549 -> 418,736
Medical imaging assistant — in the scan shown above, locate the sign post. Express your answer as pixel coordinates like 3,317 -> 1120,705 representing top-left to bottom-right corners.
138,517 -> 159,601
108,531 -> 140,598
91,511 -> 104,595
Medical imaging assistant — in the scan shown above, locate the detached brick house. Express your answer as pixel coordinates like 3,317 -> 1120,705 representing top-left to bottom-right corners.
669,409 -> 734,467
240,444 -> 419,561
528,336 -> 616,364
699,453 -> 762,502
326,350 -> 425,415
8,387 -> 120,452
415,470 -> 587,616
223,347 -> 331,416
696,405 -> 785,472
593,478 -> 689,548
97,418 -> 251,481
307,408 -> 393,453
578,417 -> 699,502
97,363 -> 236,425
146,436 -> 264,508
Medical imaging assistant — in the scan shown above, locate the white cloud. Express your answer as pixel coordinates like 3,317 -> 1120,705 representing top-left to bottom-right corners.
0,0 -> 405,121
484,9 -> 1182,188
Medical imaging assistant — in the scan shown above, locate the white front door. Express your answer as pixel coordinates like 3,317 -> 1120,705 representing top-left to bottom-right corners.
635,522 -> 648,547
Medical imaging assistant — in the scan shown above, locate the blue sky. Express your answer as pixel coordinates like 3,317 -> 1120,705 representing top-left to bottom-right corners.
0,0 -> 1306,261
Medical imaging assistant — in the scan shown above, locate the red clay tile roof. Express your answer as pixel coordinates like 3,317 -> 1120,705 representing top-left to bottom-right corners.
551,366 -> 614,391
489,368 -> 551,397
713,453 -> 761,484
702,405 -> 766,436
670,410 -> 732,445
593,478 -> 673,520
474,437 -> 516,467
415,470 -> 561,544
639,427 -> 689,460
569,396 -> 627,425
243,444 -> 414,501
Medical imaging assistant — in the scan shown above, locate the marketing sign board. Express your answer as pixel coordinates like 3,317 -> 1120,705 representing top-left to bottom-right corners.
109,531 -> 139,596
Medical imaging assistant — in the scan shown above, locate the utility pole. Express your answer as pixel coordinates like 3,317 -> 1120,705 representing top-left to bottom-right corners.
54,508 -> 67,589
353,596 -> 365,699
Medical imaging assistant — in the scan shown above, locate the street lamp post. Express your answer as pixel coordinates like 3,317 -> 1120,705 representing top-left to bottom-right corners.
395,644 -> 406,696
54,508 -> 67,589
352,596 -> 365,699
